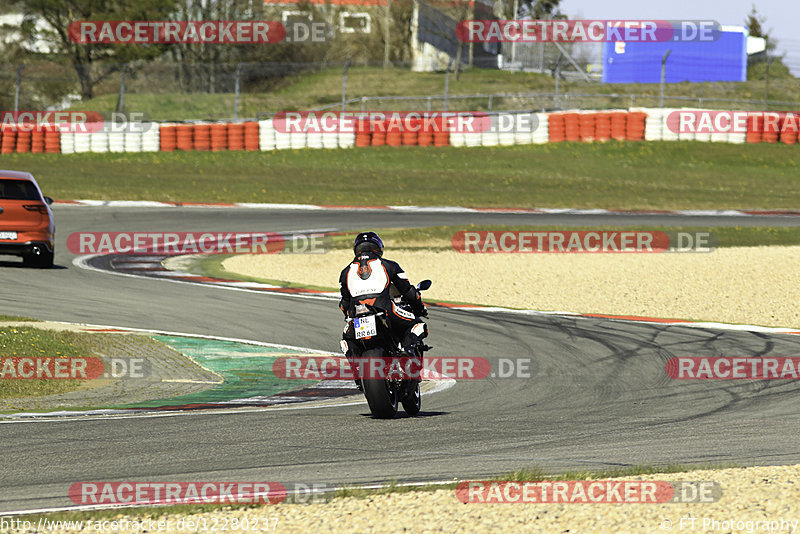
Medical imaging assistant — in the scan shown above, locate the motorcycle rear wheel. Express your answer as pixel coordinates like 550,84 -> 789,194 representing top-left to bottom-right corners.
361,348 -> 399,419
401,380 -> 421,415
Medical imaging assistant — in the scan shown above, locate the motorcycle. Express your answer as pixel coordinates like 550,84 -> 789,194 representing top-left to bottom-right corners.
343,280 -> 432,419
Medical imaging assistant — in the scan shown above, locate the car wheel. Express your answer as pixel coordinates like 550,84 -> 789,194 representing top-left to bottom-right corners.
36,250 -> 54,269
24,246 -> 54,269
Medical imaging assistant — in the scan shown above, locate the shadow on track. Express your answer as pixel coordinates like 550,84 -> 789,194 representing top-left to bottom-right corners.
360,411 -> 450,419
0,259 -> 67,270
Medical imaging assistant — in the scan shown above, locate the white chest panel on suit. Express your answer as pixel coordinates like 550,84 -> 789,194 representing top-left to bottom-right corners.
347,259 -> 389,297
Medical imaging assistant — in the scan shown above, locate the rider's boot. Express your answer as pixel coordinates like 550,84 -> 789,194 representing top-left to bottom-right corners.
401,323 -> 428,382
341,340 -> 363,391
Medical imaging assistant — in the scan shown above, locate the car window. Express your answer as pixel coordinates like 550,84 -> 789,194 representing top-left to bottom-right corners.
0,179 -> 41,201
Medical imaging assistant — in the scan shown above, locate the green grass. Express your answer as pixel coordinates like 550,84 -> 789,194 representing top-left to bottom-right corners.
4,142 -> 800,209
499,463 -> 739,483
79,66 -> 800,120
0,315 -> 40,322
0,327 -> 93,398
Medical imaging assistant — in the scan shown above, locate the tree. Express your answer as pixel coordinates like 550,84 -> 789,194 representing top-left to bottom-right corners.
745,5 -> 768,41
517,0 -> 563,20
15,0 -> 177,100
1,1 -> 75,110
377,0 -> 414,64
166,0 -> 271,94
744,5 -> 793,80
494,0 -> 563,23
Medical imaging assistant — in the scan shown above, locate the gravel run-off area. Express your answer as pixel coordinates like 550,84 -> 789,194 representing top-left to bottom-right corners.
16,465 -> 800,533
223,246 -> 800,329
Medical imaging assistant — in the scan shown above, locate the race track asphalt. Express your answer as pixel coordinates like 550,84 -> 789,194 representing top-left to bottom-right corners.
1,206 -> 799,514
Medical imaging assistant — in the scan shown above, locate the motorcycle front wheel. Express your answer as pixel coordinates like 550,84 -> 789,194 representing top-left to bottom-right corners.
361,348 -> 398,419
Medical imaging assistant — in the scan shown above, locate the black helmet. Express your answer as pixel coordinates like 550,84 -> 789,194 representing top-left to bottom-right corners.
353,231 -> 384,256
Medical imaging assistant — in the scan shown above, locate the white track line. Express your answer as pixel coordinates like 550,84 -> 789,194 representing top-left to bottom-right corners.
73,254 -> 336,301
54,200 -> 800,217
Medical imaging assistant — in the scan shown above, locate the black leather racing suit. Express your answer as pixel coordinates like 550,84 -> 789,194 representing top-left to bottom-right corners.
339,250 -> 428,357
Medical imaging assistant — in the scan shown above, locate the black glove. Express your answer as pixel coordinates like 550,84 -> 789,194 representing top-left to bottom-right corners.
416,305 -> 428,318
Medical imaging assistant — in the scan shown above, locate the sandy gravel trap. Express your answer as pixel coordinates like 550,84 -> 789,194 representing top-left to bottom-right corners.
224,246 -> 800,329
14,465 -> 800,533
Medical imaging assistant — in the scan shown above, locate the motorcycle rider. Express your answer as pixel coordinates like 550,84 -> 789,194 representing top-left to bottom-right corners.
339,232 -> 428,384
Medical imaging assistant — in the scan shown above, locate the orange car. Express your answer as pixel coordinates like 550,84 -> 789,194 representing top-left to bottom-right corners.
0,170 -> 55,268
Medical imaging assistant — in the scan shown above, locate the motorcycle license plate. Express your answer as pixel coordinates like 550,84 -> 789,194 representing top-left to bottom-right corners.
354,315 -> 377,339
0,231 -> 17,240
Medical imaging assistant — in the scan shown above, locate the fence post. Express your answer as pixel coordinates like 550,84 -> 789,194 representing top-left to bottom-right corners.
427,96 -> 431,112
341,59 -> 350,111
444,60 -> 451,112
117,64 -> 128,114
659,49 -> 671,108
14,65 -> 24,113
488,94 -> 493,111
554,65 -> 560,109
765,48 -> 772,111
234,62 -> 243,120
383,0 -> 392,69
361,96 -> 367,112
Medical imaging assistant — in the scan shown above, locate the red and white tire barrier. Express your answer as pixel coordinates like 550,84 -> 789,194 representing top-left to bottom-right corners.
7,109 -> 799,155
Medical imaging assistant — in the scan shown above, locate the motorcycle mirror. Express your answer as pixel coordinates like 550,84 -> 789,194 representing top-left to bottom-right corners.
417,279 -> 432,291
44,196 -> 53,205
